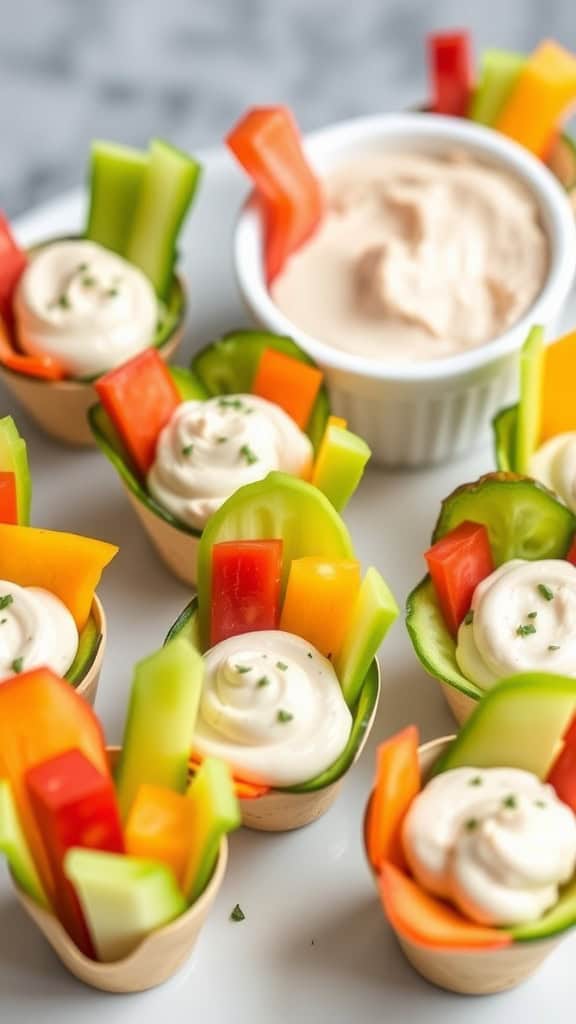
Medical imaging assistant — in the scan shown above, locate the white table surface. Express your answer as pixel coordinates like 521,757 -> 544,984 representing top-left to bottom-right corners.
1,146 -> 576,1024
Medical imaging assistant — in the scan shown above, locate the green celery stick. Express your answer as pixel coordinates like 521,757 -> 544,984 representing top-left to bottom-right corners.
469,50 -> 526,125
335,567 -> 399,708
85,141 -> 148,256
515,325 -> 544,475
184,758 -> 240,904
125,139 -> 201,299
65,849 -> 185,962
0,780 -> 47,907
312,426 -> 371,512
0,416 -> 31,524
115,637 -> 204,820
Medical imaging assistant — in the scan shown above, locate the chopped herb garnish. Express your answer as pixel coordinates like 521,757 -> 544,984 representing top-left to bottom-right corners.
181,444 -> 194,456
307,652 -> 313,659
11,657 -> 23,674
0,594 -> 13,610
256,676 -> 270,688
464,609 -> 474,625
58,294 -> 70,309
276,661 -> 288,671
534,800 -> 547,809
503,794 -> 517,810
77,262 -> 88,272
465,818 -> 478,831
239,444 -> 258,465
527,611 -> 538,619
230,904 -> 245,922
217,436 -> 228,444
468,775 -> 483,786
0,618 -> 6,625
106,286 -> 119,298
234,664 -> 252,674
277,709 -> 293,724
82,275 -> 96,287
548,644 -> 561,651
538,583 -> 554,601
516,623 -> 537,637
218,397 -> 244,411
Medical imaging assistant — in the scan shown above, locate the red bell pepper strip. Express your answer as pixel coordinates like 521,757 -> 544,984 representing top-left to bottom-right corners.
26,749 -> 124,957
226,106 -> 324,282
95,348 -> 181,478
427,31 -> 473,116
547,714 -> 576,812
0,471 -> 17,524
210,539 -> 283,646
252,347 -> 323,429
566,535 -> 576,566
425,521 -> 494,636
0,213 -> 27,333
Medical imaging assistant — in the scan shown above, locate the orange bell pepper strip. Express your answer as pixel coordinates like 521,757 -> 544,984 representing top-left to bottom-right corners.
0,524 -> 118,630
367,727 -> 420,873
226,106 -> 324,282
189,753 -> 269,800
378,861 -> 512,950
496,41 -> 576,156
539,329 -> 576,441
125,784 -> 196,888
279,556 -> 361,658
251,347 -> 323,430
0,315 -> 64,381
0,471 -> 17,524
0,668 -> 109,906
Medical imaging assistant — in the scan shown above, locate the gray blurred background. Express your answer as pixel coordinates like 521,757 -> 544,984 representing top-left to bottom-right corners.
2,0 -> 575,217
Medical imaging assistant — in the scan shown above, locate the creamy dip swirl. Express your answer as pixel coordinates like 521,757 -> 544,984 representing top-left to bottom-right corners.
194,630 -> 352,787
532,434 -> 576,514
0,580 -> 78,681
456,559 -> 576,689
147,394 -> 313,530
272,151 -> 548,362
403,766 -> 576,926
14,240 -> 158,378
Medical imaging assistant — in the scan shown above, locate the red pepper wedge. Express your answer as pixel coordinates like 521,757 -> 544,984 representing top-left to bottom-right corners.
95,348 -> 181,478
427,31 -> 473,116
0,212 -> 27,332
547,714 -> 576,812
226,106 -> 324,282
26,749 -> 124,957
210,539 -> 283,646
425,521 -> 494,636
0,471 -> 17,524
567,536 -> 576,566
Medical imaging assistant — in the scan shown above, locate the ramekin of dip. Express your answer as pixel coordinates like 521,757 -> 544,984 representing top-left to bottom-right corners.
234,113 -> 576,467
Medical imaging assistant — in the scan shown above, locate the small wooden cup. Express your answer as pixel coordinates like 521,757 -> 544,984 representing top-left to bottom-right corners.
75,595 -> 107,706
439,683 -> 477,726
123,488 -> 200,587
365,736 -> 563,995
13,745 -> 228,993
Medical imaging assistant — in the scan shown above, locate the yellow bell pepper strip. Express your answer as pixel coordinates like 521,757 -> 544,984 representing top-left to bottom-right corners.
65,849 -> 186,963
183,757 -> 240,904
189,752 -> 270,800
125,784 -> 196,889
496,41 -> 576,156
540,328 -> 576,441
469,50 -> 525,124
0,667 -> 109,906
367,726 -> 420,873
311,423 -> 371,512
116,637 -> 204,821
0,779 -> 47,907
335,567 -> 399,708
279,557 -> 361,659
0,524 -> 117,630
252,346 -> 323,430
327,414 -> 347,429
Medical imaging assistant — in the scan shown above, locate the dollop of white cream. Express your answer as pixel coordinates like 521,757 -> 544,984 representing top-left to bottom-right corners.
14,240 -> 158,378
403,766 -> 576,926
0,580 -> 78,681
147,395 -> 313,529
194,630 -> 352,787
455,559 -> 576,689
532,433 -> 576,514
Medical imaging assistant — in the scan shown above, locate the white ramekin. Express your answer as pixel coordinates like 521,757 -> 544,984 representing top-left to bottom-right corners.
233,113 -> 576,467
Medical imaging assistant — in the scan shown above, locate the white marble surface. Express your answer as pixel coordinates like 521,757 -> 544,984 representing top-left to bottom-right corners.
2,0 -> 575,216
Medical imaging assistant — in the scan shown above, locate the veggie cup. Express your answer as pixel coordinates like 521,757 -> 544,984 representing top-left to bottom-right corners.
406,471 -> 576,724
364,675 -> 576,995
165,471 -> 398,832
90,330 -> 370,588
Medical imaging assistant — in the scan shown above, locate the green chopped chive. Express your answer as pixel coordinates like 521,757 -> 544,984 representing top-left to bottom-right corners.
527,611 -> 538,619
277,709 -> 293,724
106,286 -> 119,298
0,595 -> 13,610
218,398 -> 244,411
230,904 -> 245,922
216,436 -> 228,444
276,661 -> 288,671
58,294 -> 71,309
239,444 -> 258,466
468,775 -> 483,786
307,652 -> 313,659
548,644 -> 561,651
0,618 -> 6,625
503,794 -> 517,810
181,444 -> 194,456
11,657 -> 23,674
256,676 -> 270,688
234,664 -> 252,674
516,623 -> 537,637
538,583 -> 554,601
464,610 -> 474,625
82,275 -> 96,287
465,818 -> 478,831
77,262 -> 88,272
534,800 -> 547,809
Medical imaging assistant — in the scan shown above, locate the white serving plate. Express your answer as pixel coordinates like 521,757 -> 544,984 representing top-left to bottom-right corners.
1,146 -> 576,1023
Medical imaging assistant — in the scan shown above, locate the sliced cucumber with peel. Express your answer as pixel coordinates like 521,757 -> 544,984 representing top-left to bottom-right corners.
406,576 -> 483,700
335,566 -> 398,707
492,405 -> 518,472
86,141 -> 148,256
65,611 -> 101,686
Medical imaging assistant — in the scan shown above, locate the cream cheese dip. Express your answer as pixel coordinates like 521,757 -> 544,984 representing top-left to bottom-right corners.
272,151 -> 548,362
0,580 -> 78,681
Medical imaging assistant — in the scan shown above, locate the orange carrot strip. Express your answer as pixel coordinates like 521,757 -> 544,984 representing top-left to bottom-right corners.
252,347 -> 323,430
367,726 -> 420,872
0,316 -> 65,381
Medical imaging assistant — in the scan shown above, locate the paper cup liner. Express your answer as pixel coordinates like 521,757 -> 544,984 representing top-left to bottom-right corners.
439,682 -> 478,726
123,488 -> 199,586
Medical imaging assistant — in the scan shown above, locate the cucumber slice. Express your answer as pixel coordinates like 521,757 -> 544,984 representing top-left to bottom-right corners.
65,849 -> 186,962
85,141 -> 148,256
312,426 -> 371,512
184,758 -> 240,903
166,597 -> 379,794
433,673 -> 576,778
116,636 -> 204,820
432,473 -> 576,566
191,330 -> 330,452
65,610 -> 101,686
516,325 -> 544,475
0,780 -> 47,906
406,576 -> 483,701
547,133 -> 576,193
492,405 -> 518,472
125,139 -> 201,299
335,567 -> 398,707
0,416 -> 31,525
512,876 -> 576,942
469,50 -> 525,125
196,472 -> 354,648
88,365 -> 208,539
